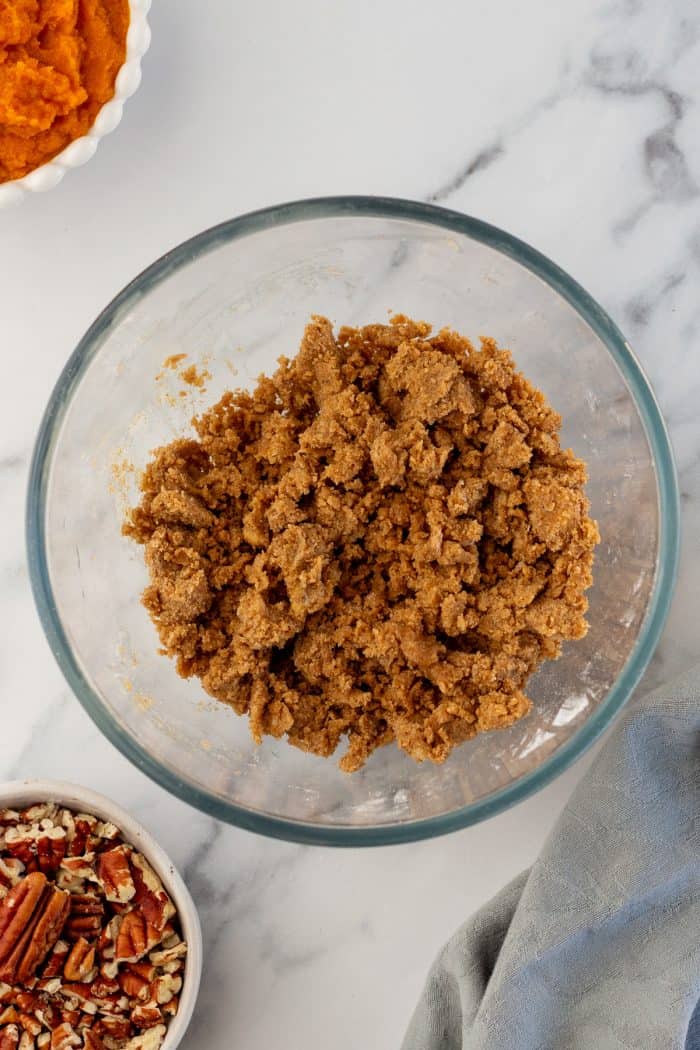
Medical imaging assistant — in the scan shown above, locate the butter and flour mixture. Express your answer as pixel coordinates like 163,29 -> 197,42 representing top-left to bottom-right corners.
124,316 -> 598,771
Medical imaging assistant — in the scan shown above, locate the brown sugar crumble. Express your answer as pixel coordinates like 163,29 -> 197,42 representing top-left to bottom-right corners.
123,316 -> 599,772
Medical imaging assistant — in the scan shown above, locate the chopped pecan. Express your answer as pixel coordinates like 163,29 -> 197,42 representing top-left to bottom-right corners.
124,1024 -> 165,1049
117,972 -> 149,1003
97,962 -> 118,983
96,920 -> 120,963
129,963 -> 155,984
62,942 -> 95,984
12,991 -> 38,1014
62,818 -> 96,862
57,858 -> 95,884
151,974 -> 181,1007
36,978 -> 61,997
16,1013 -> 41,1037
0,1007 -> 19,1024
96,850 -> 134,906
40,942 -> 69,981
62,897 -> 103,943
115,914 -> 159,965
19,809 -> 56,828
147,942 -> 186,968
18,1031 -> 35,1050
57,1011 -> 80,1030
49,1023 -> 80,1050
34,1001 -> 60,1031
1,835 -> 36,875
0,861 -> 25,895
52,876 -> 83,898
129,1003 -> 162,1030
35,833 -> 66,878
0,812 -> 20,829
0,1024 -> 20,1050
81,1033 -> 106,1050
58,984 -> 92,1005
94,1014 -> 131,1039
157,930 -> 177,950
87,978 -> 118,1000
0,984 -> 11,1004
161,995 -> 178,1019
128,860 -> 173,935
93,826 -> 120,849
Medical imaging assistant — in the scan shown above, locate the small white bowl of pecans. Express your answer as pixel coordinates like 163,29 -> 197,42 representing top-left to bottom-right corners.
0,781 -> 202,1050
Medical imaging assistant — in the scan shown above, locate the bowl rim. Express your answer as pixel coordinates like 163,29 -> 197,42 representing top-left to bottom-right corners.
0,779 -> 202,1049
26,195 -> 681,847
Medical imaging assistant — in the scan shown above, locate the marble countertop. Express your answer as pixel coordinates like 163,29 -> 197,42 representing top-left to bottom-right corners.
2,1 -> 699,1046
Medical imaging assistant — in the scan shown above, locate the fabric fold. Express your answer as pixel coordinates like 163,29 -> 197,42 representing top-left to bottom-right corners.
403,669 -> 700,1050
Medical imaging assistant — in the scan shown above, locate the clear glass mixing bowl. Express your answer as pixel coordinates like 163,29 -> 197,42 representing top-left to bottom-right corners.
27,198 -> 679,845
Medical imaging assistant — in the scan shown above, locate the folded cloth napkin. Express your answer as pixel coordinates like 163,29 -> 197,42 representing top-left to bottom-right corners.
403,668 -> 700,1050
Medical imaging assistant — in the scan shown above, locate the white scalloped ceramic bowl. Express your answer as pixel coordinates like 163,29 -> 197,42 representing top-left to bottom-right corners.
0,779 -> 202,1050
0,0 -> 151,208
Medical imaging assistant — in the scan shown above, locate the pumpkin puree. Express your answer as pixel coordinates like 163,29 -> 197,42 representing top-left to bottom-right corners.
0,0 -> 130,183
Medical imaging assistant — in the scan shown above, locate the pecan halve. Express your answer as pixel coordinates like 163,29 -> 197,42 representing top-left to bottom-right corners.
0,874 -> 47,962
0,875 -> 70,984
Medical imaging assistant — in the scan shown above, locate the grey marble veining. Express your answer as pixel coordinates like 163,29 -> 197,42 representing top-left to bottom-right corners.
1,1 -> 699,1047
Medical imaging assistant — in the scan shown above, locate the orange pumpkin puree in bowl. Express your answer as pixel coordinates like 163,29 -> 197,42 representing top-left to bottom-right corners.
0,0 -> 130,183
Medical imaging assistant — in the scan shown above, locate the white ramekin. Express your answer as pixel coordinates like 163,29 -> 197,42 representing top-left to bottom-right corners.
0,779 -> 202,1050
0,0 -> 151,209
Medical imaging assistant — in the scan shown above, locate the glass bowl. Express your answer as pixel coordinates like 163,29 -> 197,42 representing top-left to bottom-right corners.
27,197 -> 679,845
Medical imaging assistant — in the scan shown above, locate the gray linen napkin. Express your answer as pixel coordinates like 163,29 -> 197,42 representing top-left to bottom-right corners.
403,668 -> 700,1050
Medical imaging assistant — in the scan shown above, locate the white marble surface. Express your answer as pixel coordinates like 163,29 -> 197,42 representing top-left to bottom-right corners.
1,1 -> 699,1046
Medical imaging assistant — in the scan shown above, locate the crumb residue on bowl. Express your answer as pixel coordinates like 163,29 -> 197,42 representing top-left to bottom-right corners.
157,353 -> 212,394
161,353 -> 188,371
179,362 -> 211,390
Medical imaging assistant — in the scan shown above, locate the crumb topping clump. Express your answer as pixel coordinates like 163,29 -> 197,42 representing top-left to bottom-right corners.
124,316 -> 599,772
